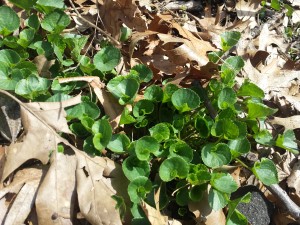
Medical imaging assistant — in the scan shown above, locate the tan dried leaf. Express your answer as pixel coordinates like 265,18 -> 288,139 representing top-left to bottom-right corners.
236,0 -> 261,20
269,115 -> 300,130
287,161 -> 300,201
35,149 -> 77,225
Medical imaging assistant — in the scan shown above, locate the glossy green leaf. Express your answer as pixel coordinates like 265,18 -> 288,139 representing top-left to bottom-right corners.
92,119 -> 112,151
8,0 -> 37,10
253,130 -> 274,145
169,141 -> 193,162
46,93 -> 71,102
122,155 -> 150,181
0,64 -> 22,90
227,192 -> 251,225
36,0 -> 65,13
228,138 -> 251,158
70,122 -> 89,137
131,64 -> 153,83
221,31 -> 241,51
211,119 -> 239,140
128,176 -> 152,203
66,101 -> 100,120
247,101 -> 277,118
15,75 -> 50,99
17,28 -> 35,48
107,133 -> 130,154
194,117 -> 210,138
208,188 -> 228,211
210,173 -> 238,194
171,88 -> 201,113
0,49 -> 20,65
0,6 -> 20,36
162,83 -> 178,103
144,85 -> 163,102
149,123 -> 170,142
189,184 -> 206,201
221,56 -> 244,86
80,116 -> 94,133
94,46 -> 121,72
218,87 -> 237,109
25,14 -> 40,30
271,0 -> 280,10
83,136 -> 99,156
120,26 -> 132,42
41,9 -> 70,33
107,75 -> 139,105
133,99 -> 154,117
120,107 -> 136,125
187,164 -> 211,185
202,143 -> 231,168
159,156 -> 189,182
237,80 -> 264,98
276,130 -> 299,154
252,158 -> 278,185
135,136 -> 159,161
176,181 -> 189,206
226,210 -> 248,225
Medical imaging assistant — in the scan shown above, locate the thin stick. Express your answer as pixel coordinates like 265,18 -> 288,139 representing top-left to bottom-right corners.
68,0 -> 121,47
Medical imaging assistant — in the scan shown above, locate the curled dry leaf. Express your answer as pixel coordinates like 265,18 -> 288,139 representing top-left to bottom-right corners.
269,115 -> 300,130
287,161 -> 300,202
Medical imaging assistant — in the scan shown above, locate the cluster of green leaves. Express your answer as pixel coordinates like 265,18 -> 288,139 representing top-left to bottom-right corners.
0,2 -> 299,225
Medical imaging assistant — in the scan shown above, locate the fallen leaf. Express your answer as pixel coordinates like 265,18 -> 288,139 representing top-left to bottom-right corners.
236,0 -> 261,21
141,201 -> 168,225
287,161 -> 300,202
269,116 -> 300,130
35,149 -> 77,225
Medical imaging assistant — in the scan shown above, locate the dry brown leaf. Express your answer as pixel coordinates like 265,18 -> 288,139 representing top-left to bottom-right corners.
287,161 -> 300,201
269,116 -> 300,130
75,151 -> 126,225
35,149 -> 77,225
0,91 -> 81,182
141,201 -> 168,225
188,188 -> 226,225
236,0 -> 261,21
33,55 -> 55,78
0,167 -> 43,224
99,0 -> 147,39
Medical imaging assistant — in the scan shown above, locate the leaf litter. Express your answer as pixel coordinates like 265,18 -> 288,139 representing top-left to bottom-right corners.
1,0 -> 300,224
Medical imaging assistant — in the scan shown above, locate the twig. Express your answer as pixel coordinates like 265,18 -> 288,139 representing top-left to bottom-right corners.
68,0 -> 121,47
266,184 -> 300,221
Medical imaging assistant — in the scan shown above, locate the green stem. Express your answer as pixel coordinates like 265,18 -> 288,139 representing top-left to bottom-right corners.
236,158 -> 251,171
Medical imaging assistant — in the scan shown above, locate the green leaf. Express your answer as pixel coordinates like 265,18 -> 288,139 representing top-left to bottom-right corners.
47,93 -> 71,102
107,75 -> 139,105
271,0 -> 280,10
25,14 -> 40,30
80,116 -> 94,133
120,26 -> 132,42
252,158 -> 278,185
254,130 -> 274,145
133,99 -> 154,117
131,64 -> 153,83
159,156 -> 189,182
227,192 -> 251,225
36,0 -> 65,13
187,164 -> 211,185
221,31 -> 241,51
8,0 -> 37,10
169,141 -> 193,162
208,188 -> 228,211
92,119 -> 112,151
162,83 -> 179,103
94,46 -> 121,72
0,6 -> 20,36
51,79 -> 76,94
237,80 -> 264,98
144,85 -> 163,102
120,107 -> 136,125
202,143 -> 231,168
66,100 -> 100,120
128,177 -> 152,203
226,210 -> 248,225
218,87 -> 237,109
171,88 -> 201,113
135,136 -> 159,161
17,28 -> 36,48
122,155 -> 150,181
221,56 -> 244,86
64,34 -> 88,61
15,75 -> 51,99
247,101 -> 277,118
176,181 -> 189,206
149,123 -> 170,142
208,50 -> 224,63
189,184 -> 206,201
210,173 -> 238,194
70,122 -> 89,137
0,64 -> 23,90
276,130 -> 299,154
211,119 -> 239,140
228,138 -> 251,158
0,49 -> 20,66
41,9 -> 70,33
107,133 -> 130,154
83,136 -> 99,156
194,117 -> 210,138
